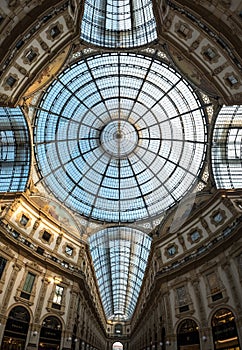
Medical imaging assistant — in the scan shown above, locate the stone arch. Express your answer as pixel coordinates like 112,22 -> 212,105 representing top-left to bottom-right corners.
177,318 -> 200,350
211,308 -> 240,349
113,341 -> 123,350
1,305 -> 31,350
38,315 -> 62,350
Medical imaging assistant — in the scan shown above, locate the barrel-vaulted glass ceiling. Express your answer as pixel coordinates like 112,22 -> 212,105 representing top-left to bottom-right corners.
89,226 -> 152,321
212,105 -> 242,189
0,107 -> 30,192
34,51 -> 208,224
80,0 -> 157,48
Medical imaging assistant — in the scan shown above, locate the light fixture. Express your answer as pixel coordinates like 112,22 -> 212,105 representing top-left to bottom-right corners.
47,276 -> 54,284
54,276 -> 62,284
74,338 -> 78,342
218,337 -> 238,343
32,330 -> 38,336
166,340 -> 171,346
47,276 -> 62,284
67,336 -> 72,341
202,335 -> 207,341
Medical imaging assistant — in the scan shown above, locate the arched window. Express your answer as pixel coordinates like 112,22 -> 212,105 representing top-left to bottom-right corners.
113,341 -> 123,350
1,305 -> 30,350
39,316 -> 62,350
212,308 -> 240,349
177,319 -> 200,350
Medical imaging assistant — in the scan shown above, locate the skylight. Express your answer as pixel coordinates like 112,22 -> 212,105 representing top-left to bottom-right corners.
212,105 -> 242,189
0,107 -> 30,192
89,226 -> 152,321
80,0 -> 157,48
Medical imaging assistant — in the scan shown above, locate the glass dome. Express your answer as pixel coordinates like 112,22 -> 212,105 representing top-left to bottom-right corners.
34,51 -> 208,223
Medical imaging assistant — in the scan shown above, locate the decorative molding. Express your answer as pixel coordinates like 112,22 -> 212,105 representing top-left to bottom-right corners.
210,209 -> 226,227
38,229 -> 54,245
201,44 -> 220,64
16,211 -> 32,229
187,228 -> 203,244
46,22 -> 64,42
175,20 -> 193,40
164,243 -> 178,259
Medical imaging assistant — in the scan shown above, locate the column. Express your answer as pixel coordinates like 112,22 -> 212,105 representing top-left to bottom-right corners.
191,277 -> 209,350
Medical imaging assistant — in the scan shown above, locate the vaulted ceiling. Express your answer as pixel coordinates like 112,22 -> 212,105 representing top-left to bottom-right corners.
0,0 -> 241,322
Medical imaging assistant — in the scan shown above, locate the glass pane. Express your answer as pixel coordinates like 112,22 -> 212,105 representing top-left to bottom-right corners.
23,272 -> 35,293
53,285 -> 64,304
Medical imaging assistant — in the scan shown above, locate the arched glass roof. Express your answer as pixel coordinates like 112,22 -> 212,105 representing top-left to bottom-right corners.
212,105 -> 242,189
89,226 -> 152,320
0,107 -> 30,192
80,0 -> 157,48
34,51 -> 208,223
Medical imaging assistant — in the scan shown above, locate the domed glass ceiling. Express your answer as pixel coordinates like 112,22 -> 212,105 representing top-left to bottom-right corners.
34,51 -> 208,223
